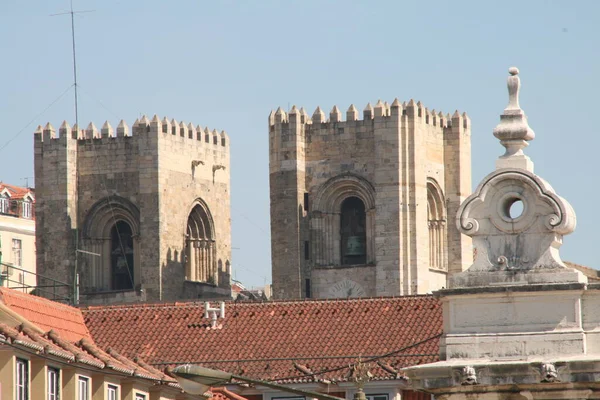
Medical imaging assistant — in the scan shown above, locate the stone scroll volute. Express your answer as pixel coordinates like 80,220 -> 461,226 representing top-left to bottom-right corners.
456,169 -> 575,274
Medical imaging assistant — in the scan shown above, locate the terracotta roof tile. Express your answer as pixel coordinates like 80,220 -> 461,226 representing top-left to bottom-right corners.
0,183 -> 34,201
0,290 -> 179,387
0,322 -> 171,382
0,288 -> 91,342
211,387 -> 249,400
83,296 -> 442,382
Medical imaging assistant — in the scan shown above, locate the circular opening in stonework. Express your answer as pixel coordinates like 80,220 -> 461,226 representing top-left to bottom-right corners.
503,198 -> 524,219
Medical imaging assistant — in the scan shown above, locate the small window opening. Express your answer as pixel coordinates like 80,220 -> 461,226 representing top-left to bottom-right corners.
340,197 -> 367,265
110,221 -> 134,290
304,241 -> 309,260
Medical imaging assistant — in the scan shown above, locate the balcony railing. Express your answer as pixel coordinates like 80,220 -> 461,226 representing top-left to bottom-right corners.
0,262 -> 71,303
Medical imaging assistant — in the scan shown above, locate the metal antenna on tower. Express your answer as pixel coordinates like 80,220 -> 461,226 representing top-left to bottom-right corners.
50,1 -> 96,305
50,1 -> 95,130
20,177 -> 34,188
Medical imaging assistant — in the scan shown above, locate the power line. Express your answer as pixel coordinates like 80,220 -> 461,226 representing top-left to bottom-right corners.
149,333 -> 442,383
78,84 -> 121,120
264,333 -> 442,383
0,84 -> 74,153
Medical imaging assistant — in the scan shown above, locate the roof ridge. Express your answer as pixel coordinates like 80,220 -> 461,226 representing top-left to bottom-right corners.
82,294 -> 437,312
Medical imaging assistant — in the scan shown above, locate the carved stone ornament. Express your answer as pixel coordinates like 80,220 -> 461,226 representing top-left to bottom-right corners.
540,363 -> 559,383
460,366 -> 477,385
450,68 -> 584,287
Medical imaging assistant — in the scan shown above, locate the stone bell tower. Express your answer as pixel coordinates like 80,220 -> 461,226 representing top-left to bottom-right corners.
269,98 -> 473,300
34,116 -> 232,305
403,68 -> 600,400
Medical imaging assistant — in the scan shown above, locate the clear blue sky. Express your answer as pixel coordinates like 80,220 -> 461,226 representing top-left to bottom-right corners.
1,1 -> 598,289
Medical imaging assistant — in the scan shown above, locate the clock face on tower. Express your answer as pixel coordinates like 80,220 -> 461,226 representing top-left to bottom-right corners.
328,279 -> 366,299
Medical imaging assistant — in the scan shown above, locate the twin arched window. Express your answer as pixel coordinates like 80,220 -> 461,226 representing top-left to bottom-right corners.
427,180 -> 447,270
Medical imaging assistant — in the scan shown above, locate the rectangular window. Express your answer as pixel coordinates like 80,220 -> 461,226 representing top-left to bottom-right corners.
22,201 -> 32,219
304,241 -> 309,260
135,394 -> 146,400
48,368 -> 60,400
303,193 -> 309,211
273,397 -> 304,400
0,197 -> 8,214
16,358 -> 29,400
366,394 -> 389,400
107,385 -> 118,400
12,238 -> 22,266
78,376 -> 89,400
305,278 -> 311,299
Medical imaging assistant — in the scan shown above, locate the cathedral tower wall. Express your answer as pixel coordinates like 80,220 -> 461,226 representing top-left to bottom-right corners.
269,99 -> 471,299
34,116 -> 231,304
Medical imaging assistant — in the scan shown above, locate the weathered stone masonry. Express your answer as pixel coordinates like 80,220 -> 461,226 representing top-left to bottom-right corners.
34,116 -> 231,304
269,100 -> 472,300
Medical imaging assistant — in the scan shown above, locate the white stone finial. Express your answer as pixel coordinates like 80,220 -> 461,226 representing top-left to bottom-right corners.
507,67 -> 520,110
493,67 -> 535,172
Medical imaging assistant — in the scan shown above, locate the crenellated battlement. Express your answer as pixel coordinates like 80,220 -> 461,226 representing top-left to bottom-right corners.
269,99 -> 469,131
34,115 -> 230,150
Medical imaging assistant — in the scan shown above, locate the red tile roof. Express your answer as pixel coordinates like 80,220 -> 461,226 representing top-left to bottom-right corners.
565,261 -> 600,281
0,288 -> 190,393
0,321 -> 172,382
0,183 -> 34,201
83,296 -> 442,383
0,288 -> 91,342
212,387 -> 249,400
0,182 -> 35,219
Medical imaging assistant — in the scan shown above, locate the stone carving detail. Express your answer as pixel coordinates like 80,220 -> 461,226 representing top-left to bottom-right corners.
460,366 -> 477,385
456,169 -> 576,274
540,363 -> 558,383
451,68 -> 584,287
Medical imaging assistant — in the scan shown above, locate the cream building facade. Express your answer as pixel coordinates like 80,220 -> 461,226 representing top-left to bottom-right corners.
34,116 -> 232,304
0,183 -> 36,292
404,68 -> 600,399
0,287 -> 201,400
269,100 -> 472,300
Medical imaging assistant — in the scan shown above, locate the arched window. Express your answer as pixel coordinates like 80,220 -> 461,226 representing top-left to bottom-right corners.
340,197 -> 367,265
81,196 -> 140,293
427,180 -> 447,270
110,221 -> 135,290
185,202 -> 217,284
311,174 -> 375,267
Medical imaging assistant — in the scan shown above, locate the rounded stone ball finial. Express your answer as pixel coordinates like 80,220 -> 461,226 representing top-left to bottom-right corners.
509,67 -> 519,76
